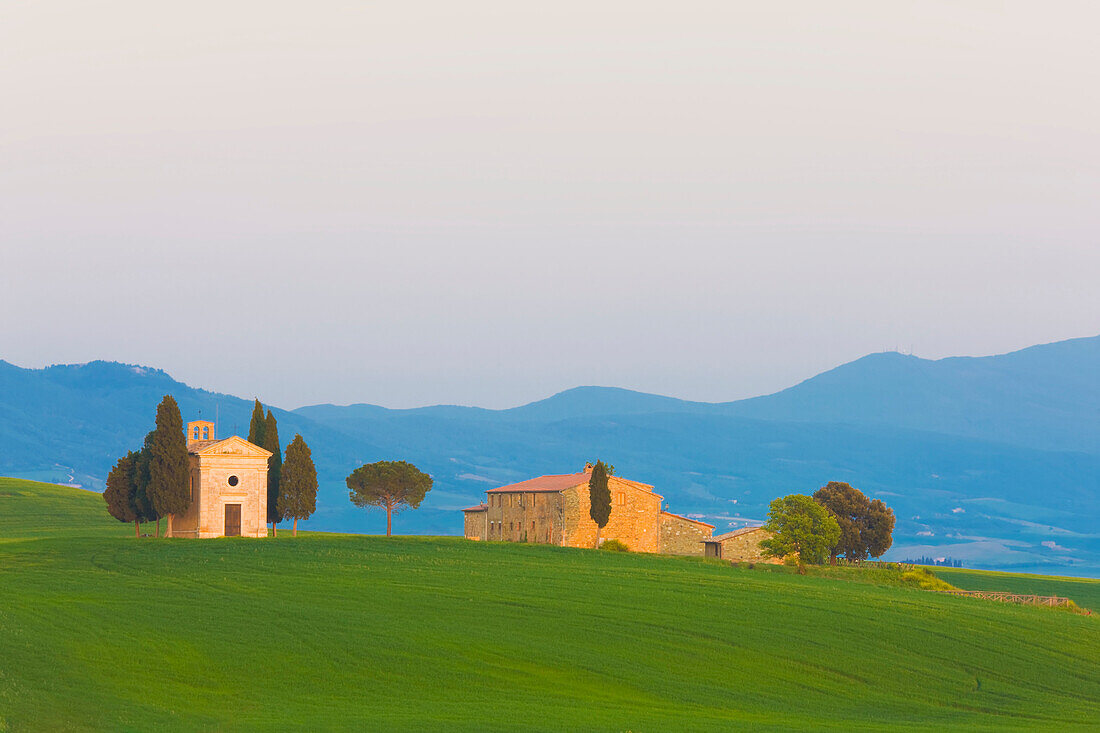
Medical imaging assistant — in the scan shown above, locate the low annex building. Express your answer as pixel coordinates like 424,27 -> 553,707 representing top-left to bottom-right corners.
169,420 -> 271,538
702,526 -> 780,563
462,464 -> 714,555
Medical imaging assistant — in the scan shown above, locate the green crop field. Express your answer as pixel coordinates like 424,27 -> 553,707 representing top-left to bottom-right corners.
1,477 -> 1098,731
935,567 -> 1100,610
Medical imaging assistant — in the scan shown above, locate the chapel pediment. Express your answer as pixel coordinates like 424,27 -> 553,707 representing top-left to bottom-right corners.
189,435 -> 272,458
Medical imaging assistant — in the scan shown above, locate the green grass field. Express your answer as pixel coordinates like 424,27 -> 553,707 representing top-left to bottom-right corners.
935,567 -> 1100,610
1,477 -> 1098,731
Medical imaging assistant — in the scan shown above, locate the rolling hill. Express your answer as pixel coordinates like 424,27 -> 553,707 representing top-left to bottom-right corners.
0,477 -> 1097,731
1,334 -> 1098,575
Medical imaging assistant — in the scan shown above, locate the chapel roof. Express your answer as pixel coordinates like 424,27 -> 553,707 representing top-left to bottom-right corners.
187,435 -> 272,458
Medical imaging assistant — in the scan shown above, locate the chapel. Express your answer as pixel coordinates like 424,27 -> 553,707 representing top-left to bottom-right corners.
168,420 -> 271,538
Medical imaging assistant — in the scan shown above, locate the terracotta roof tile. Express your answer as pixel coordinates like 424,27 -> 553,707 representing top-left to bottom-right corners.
486,470 -> 663,496
660,510 -> 715,530
612,476 -> 654,490
462,503 -> 488,512
485,472 -> 591,494
706,526 -> 768,543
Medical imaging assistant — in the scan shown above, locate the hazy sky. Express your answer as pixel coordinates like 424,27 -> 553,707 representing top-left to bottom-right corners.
2,1 -> 1098,409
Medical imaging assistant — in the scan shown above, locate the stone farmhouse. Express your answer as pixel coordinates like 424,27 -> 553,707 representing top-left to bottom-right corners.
168,420 -> 271,538
462,464 -> 714,555
702,526 -> 780,563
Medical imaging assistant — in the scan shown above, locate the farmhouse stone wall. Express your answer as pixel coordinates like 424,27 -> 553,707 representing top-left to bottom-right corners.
708,528 -> 781,564
463,508 -> 487,541
467,469 -> 710,555
484,491 -> 565,544
658,512 -> 713,555
562,477 -> 662,552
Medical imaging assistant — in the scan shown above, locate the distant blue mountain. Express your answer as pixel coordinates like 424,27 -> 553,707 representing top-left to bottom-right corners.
719,336 -> 1100,455
295,386 -> 708,425
1,335 -> 1098,575
0,359 -> 372,490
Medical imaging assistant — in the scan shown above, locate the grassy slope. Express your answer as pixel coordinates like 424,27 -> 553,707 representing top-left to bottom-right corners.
1,478 -> 1098,731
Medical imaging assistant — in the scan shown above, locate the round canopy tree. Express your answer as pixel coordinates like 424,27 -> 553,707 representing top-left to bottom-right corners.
812,481 -> 895,562
760,494 -> 841,573
346,460 -> 433,536
864,498 -> 896,559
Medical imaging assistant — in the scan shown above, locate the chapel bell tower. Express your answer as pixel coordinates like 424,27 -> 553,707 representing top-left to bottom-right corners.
187,420 -> 215,447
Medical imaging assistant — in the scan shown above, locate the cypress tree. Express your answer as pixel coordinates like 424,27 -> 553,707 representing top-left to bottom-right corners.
104,451 -> 142,536
136,433 -> 160,536
588,459 -> 612,548
263,410 -> 283,535
279,434 -> 318,537
248,399 -> 266,447
146,395 -> 191,537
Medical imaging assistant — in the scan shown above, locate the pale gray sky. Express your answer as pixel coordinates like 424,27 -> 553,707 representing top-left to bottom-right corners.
2,1 -> 1098,408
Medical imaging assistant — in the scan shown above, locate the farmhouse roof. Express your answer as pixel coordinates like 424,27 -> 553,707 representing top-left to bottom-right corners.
614,476 -> 655,491
660,510 -> 715,530
705,526 -> 768,543
486,471 -> 657,494
486,472 -> 591,493
462,503 -> 488,512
